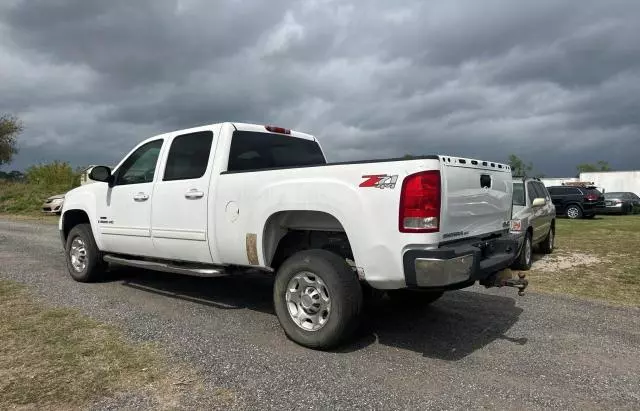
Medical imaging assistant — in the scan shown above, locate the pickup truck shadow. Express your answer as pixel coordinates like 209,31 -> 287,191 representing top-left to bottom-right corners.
344,291 -> 527,360
116,268 -> 276,314
115,268 -> 525,361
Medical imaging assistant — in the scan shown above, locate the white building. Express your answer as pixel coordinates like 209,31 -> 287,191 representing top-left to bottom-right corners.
79,165 -> 98,185
541,171 -> 640,195
580,171 -> 640,195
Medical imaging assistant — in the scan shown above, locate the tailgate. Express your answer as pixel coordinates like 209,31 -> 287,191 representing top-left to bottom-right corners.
439,157 -> 513,241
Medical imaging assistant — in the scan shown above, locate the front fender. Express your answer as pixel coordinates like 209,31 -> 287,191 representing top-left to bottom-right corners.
60,190 -> 104,251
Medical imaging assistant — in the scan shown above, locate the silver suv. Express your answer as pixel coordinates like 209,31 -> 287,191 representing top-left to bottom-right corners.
510,177 -> 556,270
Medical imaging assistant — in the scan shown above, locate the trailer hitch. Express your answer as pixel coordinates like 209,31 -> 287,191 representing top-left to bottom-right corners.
481,270 -> 528,296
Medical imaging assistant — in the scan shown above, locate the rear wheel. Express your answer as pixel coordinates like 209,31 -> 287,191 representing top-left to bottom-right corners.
540,225 -> 554,254
512,232 -> 533,270
65,223 -> 106,282
566,205 -> 583,219
273,249 -> 363,350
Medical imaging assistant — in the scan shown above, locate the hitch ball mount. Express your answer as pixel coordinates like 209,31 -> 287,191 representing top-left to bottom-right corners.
481,270 -> 528,296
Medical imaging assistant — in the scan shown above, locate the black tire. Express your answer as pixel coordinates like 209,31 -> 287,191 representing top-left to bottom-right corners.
512,232 -> 533,270
273,249 -> 363,350
386,289 -> 444,307
64,223 -> 106,282
540,224 -> 555,254
565,205 -> 583,219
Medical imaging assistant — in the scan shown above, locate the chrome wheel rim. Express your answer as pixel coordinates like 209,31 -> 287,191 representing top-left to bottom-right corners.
285,272 -> 331,331
525,237 -> 532,265
70,237 -> 87,272
567,207 -> 579,219
549,230 -> 554,250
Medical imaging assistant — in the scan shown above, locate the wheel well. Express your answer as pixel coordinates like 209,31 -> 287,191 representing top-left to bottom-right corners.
566,203 -> 583,210
263,211 -> 354,271
62,210 -> 90,242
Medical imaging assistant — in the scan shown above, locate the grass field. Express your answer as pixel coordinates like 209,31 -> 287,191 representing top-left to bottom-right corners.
523,215 -> 640,307
0,180 -> 70,215
0,280 -> 235,410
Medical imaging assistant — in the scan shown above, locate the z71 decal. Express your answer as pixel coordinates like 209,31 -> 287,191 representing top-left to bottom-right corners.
360,174 -> 398,189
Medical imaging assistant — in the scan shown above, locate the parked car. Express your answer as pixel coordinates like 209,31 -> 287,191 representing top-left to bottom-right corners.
547,185 -> 605,219
601,192 -> 640,215
510,177 -> 556,270
41,194 -> 65,215
57,121 -> 524,350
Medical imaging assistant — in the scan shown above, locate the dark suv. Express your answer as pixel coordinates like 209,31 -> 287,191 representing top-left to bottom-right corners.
547,185 -> 606,219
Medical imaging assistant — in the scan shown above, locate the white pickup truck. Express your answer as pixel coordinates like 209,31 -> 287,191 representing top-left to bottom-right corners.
59,122 -> 525,349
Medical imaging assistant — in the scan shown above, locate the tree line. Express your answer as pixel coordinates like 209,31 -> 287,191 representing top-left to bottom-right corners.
0,113 -> 87,188
505,154 -> 612,178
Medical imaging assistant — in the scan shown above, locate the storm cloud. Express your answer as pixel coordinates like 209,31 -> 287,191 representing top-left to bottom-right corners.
1,0 -> 639,176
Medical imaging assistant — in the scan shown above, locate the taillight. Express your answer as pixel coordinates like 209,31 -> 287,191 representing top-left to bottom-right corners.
399,170 -> 441,233
585,194 -> 598,201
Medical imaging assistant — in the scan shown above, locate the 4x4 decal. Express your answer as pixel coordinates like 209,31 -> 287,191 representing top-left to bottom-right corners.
360,174 -> 398,189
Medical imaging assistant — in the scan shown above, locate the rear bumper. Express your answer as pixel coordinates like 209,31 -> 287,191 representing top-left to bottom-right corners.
402,233 -> 519,290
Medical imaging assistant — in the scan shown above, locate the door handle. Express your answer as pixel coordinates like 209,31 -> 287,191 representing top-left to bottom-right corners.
133,192 -> 149,202
185,189 -> 204,199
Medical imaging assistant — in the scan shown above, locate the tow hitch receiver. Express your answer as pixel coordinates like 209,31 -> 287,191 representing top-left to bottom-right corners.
481,269 -> 529,296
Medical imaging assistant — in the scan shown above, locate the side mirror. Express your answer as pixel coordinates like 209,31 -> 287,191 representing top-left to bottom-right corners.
89,166 -> 113,185
531,197 -> 546,207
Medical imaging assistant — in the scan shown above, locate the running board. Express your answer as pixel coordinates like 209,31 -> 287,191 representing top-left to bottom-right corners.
103,255 -> 227,278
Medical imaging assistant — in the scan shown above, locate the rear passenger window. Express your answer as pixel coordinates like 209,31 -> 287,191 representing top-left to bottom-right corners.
163,131 -> 213,181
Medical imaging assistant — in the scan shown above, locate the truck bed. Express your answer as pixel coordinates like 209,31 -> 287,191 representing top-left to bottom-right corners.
214,154 -> 513,288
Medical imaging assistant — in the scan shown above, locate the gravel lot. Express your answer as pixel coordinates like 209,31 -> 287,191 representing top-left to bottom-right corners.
1,218 -> 639,410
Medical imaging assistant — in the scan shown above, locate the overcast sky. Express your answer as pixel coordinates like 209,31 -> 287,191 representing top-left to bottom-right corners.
1,0 -> 639,176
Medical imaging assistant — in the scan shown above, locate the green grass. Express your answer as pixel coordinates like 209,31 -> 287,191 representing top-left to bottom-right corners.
523,215 -> 640,306
0,279 -> 235,409
0,180 -> 71,215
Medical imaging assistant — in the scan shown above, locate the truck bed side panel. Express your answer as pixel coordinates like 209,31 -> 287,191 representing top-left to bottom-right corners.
213,159 -> 442,288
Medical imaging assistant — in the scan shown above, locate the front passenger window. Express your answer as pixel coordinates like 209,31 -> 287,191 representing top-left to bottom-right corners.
114,139 -> 164,186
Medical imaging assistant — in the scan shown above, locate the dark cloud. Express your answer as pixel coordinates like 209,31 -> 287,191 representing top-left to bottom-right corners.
1,0 -> 639,176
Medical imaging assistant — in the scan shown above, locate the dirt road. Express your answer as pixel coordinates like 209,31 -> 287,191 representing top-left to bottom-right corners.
1,218 -> 638,410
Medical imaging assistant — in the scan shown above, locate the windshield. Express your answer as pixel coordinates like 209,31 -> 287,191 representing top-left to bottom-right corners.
512,182 -> 525,206
604,192 -> 623,198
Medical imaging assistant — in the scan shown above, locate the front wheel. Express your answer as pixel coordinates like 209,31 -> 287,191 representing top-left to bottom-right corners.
273,249 -> 363,350
65,223 -> 106,282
